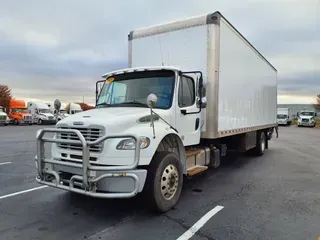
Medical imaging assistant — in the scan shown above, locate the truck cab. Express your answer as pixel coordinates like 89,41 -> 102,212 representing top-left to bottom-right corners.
9,99 -> 32,125
36,66 -> 206,212
28,101 -> 56,125
0,106 -> 9,126
297,110 -> 317,127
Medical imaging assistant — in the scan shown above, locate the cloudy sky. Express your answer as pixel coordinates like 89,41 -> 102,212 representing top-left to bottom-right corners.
0,0 -> 319,105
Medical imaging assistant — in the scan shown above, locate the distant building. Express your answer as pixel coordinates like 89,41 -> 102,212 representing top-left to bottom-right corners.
277,104 -> 319,119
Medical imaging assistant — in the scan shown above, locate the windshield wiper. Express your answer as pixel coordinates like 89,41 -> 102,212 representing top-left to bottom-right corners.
118,100 -> 149,108
96,103 -> 111,107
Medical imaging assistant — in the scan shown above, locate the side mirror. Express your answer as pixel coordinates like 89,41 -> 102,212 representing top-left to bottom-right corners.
315,113 -> 317,117
96,80 -> 105,103
197,85 -> 207,109
54,99 -> 61,111
147,93 -> 158,108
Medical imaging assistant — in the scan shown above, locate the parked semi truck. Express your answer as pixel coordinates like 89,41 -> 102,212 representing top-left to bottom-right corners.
34,11 -> 278,212
9,99 -> 32,125
277,108 -> 292,126
27,101 -> 56,125
297,109 -> 317,127
0,106 -> 9,126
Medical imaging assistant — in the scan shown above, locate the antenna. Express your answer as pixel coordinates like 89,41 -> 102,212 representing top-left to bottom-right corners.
157,28 -> 164,66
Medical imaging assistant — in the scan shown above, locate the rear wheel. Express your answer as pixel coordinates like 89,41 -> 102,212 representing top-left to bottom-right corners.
144,151 -> 183,213
38,119 -> 42,125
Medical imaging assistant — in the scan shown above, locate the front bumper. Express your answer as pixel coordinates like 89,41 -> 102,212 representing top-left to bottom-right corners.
298,121 -> 315,126
21,119 -> 33,124
41,119 -> 57,124
35,128 -> 145,198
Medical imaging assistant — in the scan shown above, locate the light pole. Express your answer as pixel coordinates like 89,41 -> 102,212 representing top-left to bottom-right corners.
82,94 -> 88,103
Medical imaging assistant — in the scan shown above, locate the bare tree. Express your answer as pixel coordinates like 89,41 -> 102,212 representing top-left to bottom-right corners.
0,85 -> 12,114
314,94 -> 320,111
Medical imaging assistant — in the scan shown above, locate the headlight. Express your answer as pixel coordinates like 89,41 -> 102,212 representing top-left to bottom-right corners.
116,136 -> 150,150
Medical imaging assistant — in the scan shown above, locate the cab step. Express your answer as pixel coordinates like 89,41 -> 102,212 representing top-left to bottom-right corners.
187,165 -> 208,176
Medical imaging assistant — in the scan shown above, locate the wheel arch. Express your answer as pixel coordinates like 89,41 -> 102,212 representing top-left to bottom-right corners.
150,133 -> 187,174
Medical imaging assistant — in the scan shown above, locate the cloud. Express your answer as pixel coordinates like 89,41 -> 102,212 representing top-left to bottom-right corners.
0,0 -> 319,105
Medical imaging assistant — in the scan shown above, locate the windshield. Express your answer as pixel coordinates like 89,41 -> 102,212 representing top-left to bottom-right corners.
14,108 -> 28,113
39,109 -> 50,113
277,114 -> 287,119
97,70 -> 175,109
300,112 -> 314,116
0,108 -> 4,113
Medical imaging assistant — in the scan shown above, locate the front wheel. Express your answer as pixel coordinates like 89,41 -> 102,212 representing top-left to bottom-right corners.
253,131 -> 266,156
144,151 -> 183,213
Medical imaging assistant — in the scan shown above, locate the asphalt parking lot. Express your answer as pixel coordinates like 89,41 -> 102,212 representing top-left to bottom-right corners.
0,124 -> 320,240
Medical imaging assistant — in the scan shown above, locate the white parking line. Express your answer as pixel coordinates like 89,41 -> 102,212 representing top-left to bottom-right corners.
176,205 -> 224,240
0,186 -> 48,200
0,162 -> 12,166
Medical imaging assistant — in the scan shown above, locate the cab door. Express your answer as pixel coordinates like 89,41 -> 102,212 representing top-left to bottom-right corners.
175,75 -> 202,146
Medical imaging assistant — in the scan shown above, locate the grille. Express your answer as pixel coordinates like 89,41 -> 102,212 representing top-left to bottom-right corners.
57,127 -> 104,153
24,115 -> 32,121
0,116 -> 6,121
302,119 -> 309,122
48,116 -> 54,120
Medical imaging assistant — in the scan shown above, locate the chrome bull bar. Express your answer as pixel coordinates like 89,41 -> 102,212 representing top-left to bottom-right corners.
35,128 -> 141,198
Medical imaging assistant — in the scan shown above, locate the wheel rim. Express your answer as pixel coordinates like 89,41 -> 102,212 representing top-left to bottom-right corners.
161,164 -> 179,200
261,133 -> 265,152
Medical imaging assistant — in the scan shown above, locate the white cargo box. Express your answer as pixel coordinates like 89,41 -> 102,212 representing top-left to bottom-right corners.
128,11 -> 277,139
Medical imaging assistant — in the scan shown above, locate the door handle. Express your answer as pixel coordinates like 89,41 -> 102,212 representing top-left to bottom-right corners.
195,118 -> 200,130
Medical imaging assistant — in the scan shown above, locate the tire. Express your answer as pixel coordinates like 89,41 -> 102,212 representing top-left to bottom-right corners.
144,151 -> 183,213
4,123 -> 7,126
14,119 -> 19,125
38,119 -> 42,125
253,131 -> 266,156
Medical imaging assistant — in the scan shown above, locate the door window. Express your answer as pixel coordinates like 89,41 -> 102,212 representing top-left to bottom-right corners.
178,76 -> 195,108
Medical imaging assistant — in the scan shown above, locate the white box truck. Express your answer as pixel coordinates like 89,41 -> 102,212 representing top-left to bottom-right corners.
277,108 -> 292,126
34,11 -> 278,212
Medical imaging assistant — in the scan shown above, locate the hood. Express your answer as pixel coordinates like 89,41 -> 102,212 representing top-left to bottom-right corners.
13,112 -> 32,117
40,113 -> 54,117
57,107 -> 171,132
300,115 -> 314,120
